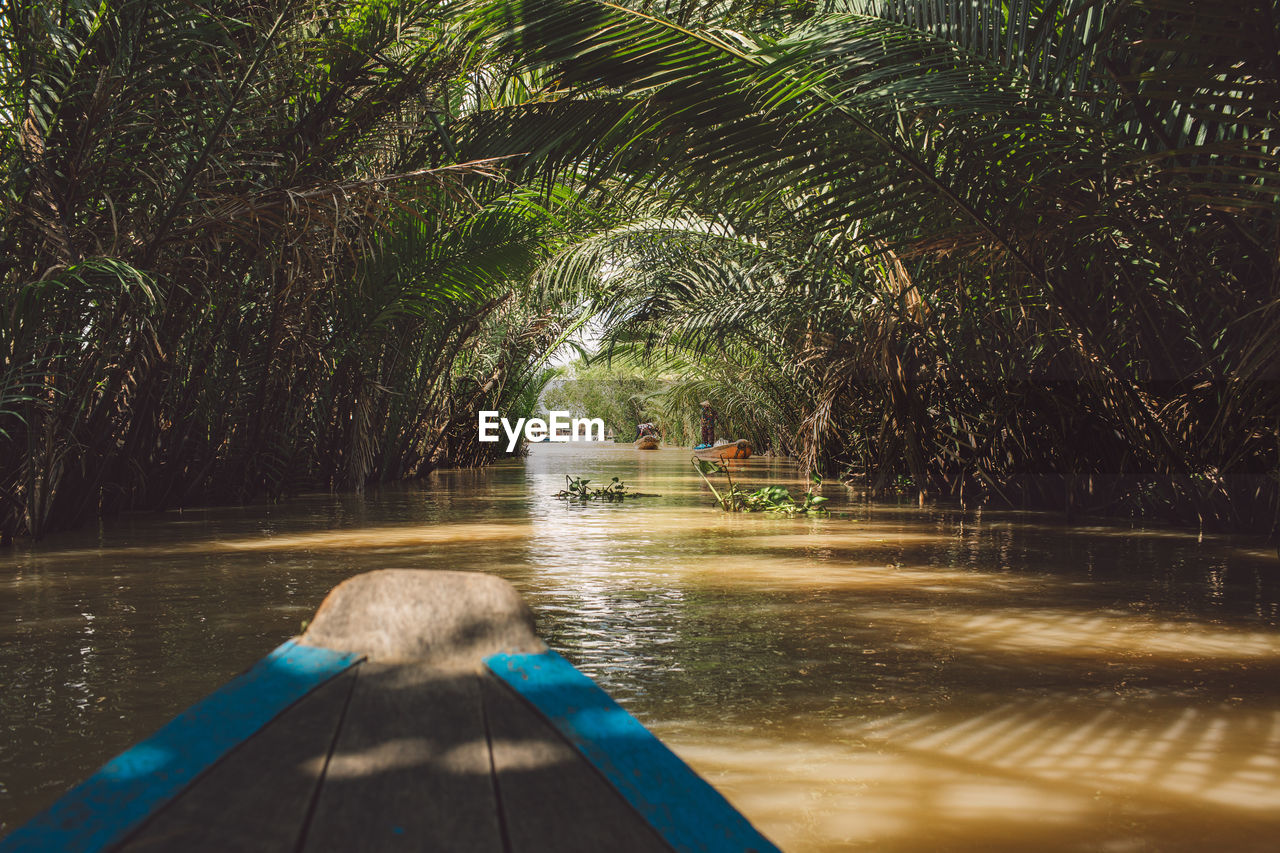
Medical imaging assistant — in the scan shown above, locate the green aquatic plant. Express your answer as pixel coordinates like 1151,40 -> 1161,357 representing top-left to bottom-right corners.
553,475 -> 656,502
692,459 -> 828,516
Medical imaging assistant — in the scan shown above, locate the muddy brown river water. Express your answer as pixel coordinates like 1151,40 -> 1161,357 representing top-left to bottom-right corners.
3,443 -> 1280,850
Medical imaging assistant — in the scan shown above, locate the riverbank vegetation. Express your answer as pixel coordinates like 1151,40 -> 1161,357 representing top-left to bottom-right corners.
0,0 -> 573,538
541,353 -> 763,446
3,0 -> 1278,538
541,356 -> 665,442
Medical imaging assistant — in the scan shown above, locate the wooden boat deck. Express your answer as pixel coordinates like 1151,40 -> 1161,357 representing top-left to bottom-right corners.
111,659 -> 675,852
3,571 -> 778,853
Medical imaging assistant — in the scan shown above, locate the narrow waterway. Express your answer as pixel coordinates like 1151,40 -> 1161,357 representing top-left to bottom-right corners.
3,443 -> 1280,850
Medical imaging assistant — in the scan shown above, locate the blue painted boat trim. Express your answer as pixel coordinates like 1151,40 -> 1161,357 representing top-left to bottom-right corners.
486,650 -> 780,853
0,640 -> 361,853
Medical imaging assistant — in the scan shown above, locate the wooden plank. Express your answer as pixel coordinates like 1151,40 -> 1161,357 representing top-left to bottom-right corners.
479,674 -> 673,853
0,641 -> 360,853
114,667 -> 359,852
299,570 -> 546,666
486,651 -> 780,853
301,663 -> 502,853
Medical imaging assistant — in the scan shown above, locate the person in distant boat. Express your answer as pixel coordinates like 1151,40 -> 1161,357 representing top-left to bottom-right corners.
699,400 -> 717,447
636,421 -> 659,440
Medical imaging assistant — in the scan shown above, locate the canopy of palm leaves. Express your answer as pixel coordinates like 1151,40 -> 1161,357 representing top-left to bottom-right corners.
458,0 -> 1279,530
3,0 -> 1277,538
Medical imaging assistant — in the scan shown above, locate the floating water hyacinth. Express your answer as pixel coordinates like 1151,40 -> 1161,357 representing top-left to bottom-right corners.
553,475 -> 658,501
691,459 -> 828,515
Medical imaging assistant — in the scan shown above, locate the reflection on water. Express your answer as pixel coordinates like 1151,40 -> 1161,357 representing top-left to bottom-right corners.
3,443 -> 1280,850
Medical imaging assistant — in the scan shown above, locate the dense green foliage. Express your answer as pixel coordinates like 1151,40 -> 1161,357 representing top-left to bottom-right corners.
465,0 -> 1280,531
3,0 -> 1278,537
0,0 -> 573,539
542,352 -> 776,446
540,357 -> 665,441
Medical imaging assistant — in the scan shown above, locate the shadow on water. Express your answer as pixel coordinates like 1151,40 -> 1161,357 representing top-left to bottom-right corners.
3,442 -> 1280,850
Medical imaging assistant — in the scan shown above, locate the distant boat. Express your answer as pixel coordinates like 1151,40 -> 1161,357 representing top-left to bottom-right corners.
694,439 -> 753,460
635,435 -> 660,450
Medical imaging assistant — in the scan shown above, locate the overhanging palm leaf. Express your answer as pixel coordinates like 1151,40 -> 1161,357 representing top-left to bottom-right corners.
464,0 -> 1277,525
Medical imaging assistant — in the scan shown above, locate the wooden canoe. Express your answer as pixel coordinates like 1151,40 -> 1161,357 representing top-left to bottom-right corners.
635,435 -> 659,450
4,570 -> 779,853
693,439 -> 753,460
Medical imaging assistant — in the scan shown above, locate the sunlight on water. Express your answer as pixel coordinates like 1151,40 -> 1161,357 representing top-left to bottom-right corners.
3,442 -> 1280,850
891,606 -> 1280,660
